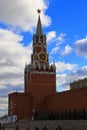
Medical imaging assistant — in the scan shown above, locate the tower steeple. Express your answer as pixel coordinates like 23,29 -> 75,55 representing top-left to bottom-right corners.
36,9 -> 43,35
29,9 -> 56,73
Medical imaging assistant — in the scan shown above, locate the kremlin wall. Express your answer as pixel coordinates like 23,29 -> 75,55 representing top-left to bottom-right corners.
8,10 -> 87,120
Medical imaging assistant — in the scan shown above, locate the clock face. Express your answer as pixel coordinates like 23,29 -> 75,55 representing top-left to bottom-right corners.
38,52 -> 47,62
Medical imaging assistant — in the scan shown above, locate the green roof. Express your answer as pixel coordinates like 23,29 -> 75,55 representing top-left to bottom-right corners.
36,15 -> 43,35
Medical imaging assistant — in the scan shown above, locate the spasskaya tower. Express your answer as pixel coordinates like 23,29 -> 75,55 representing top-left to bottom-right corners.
24,9 -> 56,110
8,10 -> 56,120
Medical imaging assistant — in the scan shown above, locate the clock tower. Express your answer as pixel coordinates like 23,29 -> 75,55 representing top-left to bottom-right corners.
24,9 -> 56,111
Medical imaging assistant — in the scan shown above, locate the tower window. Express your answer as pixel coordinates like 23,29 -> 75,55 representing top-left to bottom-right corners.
36,36 -> 39,43
41,35 -> 43,42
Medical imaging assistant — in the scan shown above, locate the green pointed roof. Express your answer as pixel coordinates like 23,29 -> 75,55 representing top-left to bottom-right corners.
36,9 -> 43,35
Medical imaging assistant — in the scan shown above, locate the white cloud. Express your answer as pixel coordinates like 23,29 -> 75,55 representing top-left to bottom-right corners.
56,33 -> 66,45
47,31 -> 56,42
56,73 -> 70,92
49,32 -> 66,55
55,61 -> 77,72
0,28 -> 32,116
61,45 -> 72,56
0,98 -> 8,116
74,36 -> 87,58
0,0 -> 51,31
51,47 -> 59,54
47,32 -> 66,45
0,29 -> 32,67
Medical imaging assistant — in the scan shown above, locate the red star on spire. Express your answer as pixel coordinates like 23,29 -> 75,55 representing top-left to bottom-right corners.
37,9 -> 41,14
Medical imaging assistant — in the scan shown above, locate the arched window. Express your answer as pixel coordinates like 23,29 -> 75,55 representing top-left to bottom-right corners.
41,35 -> 43,43
36,36 -> 39,43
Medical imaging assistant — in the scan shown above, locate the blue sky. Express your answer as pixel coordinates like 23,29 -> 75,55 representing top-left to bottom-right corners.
0,0 -> 87,117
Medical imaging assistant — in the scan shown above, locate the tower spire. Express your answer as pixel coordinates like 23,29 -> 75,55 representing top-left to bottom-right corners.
36,9 -> 43,35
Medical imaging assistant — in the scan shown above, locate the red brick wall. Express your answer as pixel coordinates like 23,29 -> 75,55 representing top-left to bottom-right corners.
44,87 -> 87,112
8,92 -> 32,120
8,86 -> 87,120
